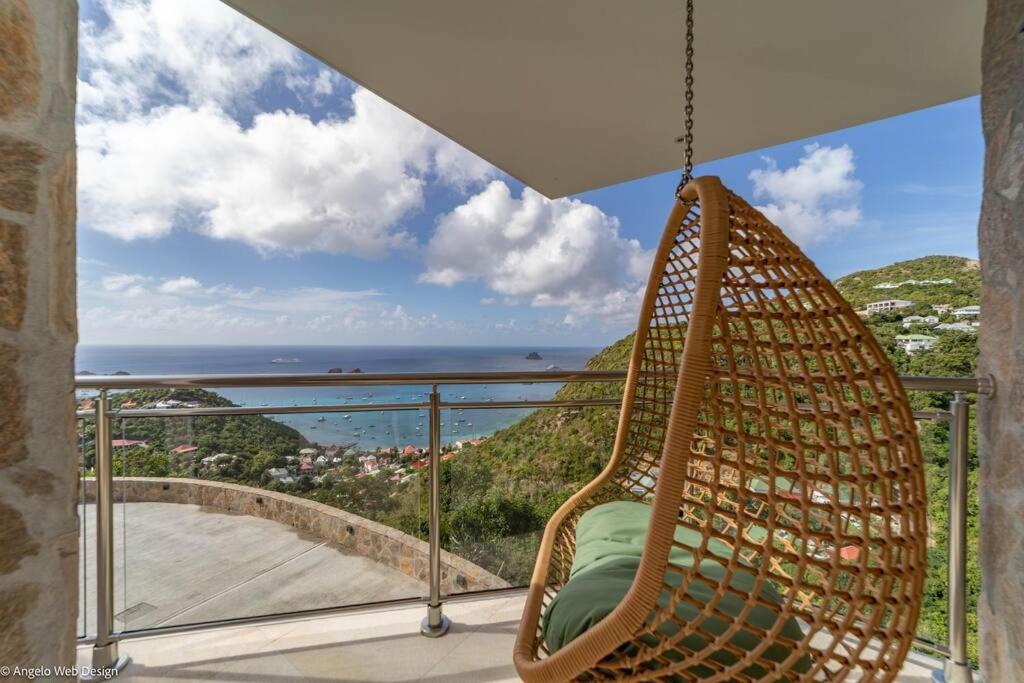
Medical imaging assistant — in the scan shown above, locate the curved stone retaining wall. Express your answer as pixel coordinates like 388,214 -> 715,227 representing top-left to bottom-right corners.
83,477 -> 509,593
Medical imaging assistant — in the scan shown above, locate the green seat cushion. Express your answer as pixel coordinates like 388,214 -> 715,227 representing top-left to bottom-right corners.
543,501 -> 809,678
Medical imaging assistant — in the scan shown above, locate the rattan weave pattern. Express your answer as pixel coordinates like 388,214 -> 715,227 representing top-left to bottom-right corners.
513,177 -> 927,682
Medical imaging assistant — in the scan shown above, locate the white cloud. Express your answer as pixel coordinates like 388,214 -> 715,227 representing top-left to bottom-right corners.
79,278 -> 456,345
749,143 -> 863,246
421,181 -> 652,324
79,89 -> 496,255
157,276 -> 202,294
216,286 -> 384,314
79,0 -> 303,116
82,274 -> 406,343
101,273 -> 148,296
77,0 -> 498,257
285,69 -> 344,105
80,303 -> 269,341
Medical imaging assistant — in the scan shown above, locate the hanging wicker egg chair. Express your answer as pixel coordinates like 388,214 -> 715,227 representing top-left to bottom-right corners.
513,176 -> 928,682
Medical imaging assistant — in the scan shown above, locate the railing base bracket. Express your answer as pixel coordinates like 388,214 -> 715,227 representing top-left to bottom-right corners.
420,614 -> 451,638
82,653 -> 130,680
931,660 -> 975,683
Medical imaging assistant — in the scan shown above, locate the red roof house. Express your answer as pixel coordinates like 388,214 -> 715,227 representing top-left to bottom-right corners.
111,439 -> 146,448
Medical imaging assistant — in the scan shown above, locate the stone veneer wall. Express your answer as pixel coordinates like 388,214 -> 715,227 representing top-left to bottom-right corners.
84,478 -> 509,594
978,0 -> 1024,680
0,0 -> 78,673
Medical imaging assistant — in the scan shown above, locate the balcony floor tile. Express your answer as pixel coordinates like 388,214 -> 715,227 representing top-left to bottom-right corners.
77,592 -> 945,682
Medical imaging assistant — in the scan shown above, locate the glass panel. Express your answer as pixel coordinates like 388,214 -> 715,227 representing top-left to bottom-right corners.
77,415 -> 92,639
907,389 -> 980,667
440,398 -> 622,595
100,391 -> 427,631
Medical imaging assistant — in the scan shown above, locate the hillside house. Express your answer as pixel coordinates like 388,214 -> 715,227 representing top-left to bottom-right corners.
903,315 -> 939,327
895,334 -> 938,353
936,322 -> 977,334
954,305 -> 981,319
266,468 -> 295,486
866,299 -> 914,314
111,439 -> 147,449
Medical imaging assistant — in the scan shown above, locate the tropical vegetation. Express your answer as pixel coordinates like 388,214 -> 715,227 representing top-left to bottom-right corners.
82,254 -> 981,663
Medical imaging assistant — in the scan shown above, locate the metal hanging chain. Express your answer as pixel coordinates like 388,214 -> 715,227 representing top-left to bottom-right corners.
677,0 -> 695,195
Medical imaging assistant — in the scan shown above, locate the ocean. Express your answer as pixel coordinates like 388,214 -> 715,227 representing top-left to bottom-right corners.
76,345 -> 602,449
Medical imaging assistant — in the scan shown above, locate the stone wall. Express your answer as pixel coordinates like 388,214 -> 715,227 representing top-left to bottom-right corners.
978,0 -> 1024,680
0,0 -> 78,673
83,477 -> 510,594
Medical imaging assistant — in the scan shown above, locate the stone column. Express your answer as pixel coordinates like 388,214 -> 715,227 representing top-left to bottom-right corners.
0,0 -> 79,672
978,0 -> 1024,680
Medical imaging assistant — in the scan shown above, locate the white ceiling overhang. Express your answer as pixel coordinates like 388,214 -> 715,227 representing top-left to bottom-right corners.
224,0 -> 983,198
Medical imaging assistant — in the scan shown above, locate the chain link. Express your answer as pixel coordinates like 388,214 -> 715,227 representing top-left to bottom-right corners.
677,0 -> 695,196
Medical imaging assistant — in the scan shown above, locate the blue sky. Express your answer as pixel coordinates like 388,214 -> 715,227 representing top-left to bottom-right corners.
76,0 -> 983,347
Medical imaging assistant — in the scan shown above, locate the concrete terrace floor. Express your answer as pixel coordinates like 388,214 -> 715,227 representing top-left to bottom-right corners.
75,593 -> 948,682
77,502 -> 426,635
76,502 -> 948,681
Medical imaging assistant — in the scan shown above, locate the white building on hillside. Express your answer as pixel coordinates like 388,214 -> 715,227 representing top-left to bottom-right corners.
866,299 -> 914,314
936,322 -> 977,334
953,305 -> 980,319
266,468 -> 295,485
895,334 -> 938,353
903,315 -> 939,327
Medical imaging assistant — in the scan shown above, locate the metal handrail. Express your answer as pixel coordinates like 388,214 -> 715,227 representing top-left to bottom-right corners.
73,369 -> 995,395
73,369 -> 629,389
77,370 -> 986,680
75,397 -> 628,420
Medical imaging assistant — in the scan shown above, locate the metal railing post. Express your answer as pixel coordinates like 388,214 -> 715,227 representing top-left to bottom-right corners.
940,392 -> 973,683
89,390 -> 130,675
421,384 -> 450,637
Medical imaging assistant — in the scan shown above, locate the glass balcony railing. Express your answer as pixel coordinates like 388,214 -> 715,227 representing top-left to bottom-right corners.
74,370 -> 991,677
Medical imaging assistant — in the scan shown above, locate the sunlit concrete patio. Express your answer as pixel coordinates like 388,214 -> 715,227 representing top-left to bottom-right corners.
78,502 -> 426,634
76,593 -> 944,682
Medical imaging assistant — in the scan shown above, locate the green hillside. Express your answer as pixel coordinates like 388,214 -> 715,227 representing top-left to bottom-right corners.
448,334 -> 631,501
449,253 -> 983,522
80,388 -> 307,477
370,336 -> 637,581
94,255 -> 980,662
833,255 -> 980,309
432,258 -> 980,661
